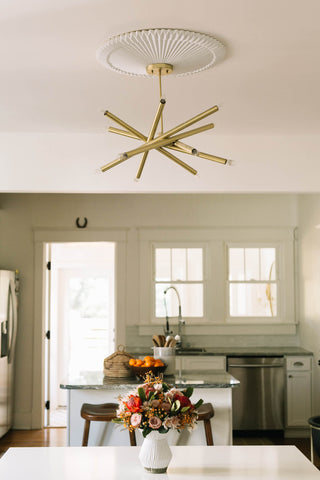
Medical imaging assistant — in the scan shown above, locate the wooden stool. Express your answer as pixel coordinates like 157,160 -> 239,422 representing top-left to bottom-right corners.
80,402 -> 137,446
197,402 -> 215,445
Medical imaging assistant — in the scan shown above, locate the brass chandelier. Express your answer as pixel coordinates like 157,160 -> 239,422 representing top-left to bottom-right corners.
96,29 -> 228,180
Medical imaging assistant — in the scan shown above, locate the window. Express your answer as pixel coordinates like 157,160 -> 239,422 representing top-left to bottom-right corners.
139,226 -> 295,333
227,246 -> 277,318
154,246 -> 204,319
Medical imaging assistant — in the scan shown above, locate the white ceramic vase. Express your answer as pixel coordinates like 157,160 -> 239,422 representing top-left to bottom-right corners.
139,431 -> 172,474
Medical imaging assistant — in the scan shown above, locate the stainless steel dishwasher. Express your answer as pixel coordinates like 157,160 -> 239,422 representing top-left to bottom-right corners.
227,356 -> 285,430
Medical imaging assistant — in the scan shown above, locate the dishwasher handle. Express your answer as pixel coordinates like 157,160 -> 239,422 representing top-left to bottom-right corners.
228,363 -> 284,368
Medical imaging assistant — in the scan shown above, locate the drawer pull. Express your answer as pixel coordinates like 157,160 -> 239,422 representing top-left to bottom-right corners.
293,361 -> 304,367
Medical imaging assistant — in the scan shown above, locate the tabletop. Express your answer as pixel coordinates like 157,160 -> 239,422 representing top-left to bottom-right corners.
1,445 -> 319,479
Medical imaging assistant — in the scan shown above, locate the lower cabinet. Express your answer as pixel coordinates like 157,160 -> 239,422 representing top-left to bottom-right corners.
285,356 -> 312,428
176,355 -> 226,372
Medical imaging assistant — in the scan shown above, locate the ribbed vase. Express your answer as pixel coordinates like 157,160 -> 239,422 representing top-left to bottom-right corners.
139,431 -> 172,474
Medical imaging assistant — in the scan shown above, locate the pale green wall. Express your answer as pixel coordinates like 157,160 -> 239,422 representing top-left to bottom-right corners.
298,195 -> 320,415
0,193 -> 299,428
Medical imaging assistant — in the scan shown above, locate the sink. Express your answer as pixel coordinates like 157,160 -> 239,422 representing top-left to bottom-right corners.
176,347 -> 206,354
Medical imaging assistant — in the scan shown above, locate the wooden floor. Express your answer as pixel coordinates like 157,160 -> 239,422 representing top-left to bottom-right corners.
0,428 -> 318,469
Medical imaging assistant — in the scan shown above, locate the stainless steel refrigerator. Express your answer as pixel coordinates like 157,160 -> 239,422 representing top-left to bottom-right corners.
0,270 -> 19,438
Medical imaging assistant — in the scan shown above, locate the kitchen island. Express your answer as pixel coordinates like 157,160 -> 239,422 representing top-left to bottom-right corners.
60,370 -> 239,447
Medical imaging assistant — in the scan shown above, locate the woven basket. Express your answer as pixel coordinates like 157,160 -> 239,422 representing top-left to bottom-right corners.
103,345 -> 134,378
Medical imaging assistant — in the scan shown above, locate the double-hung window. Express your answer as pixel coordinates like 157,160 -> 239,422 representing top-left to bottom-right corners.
227,246 -> 278,319
153,246 -> 205,320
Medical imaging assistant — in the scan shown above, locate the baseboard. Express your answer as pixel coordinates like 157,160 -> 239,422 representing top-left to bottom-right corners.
284,427 -> 310,438
13,412 -> 33,430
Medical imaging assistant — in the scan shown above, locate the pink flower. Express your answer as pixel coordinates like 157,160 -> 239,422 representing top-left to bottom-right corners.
161,402 -> 171,412
131,413 -> 142,427
149,416 -> 162,429
151,399 -> 160,408
164,415 -> 181,429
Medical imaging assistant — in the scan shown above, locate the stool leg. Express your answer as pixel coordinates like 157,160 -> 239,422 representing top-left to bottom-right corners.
82,420 -> 91,446
129,429 -> 137,446
204,419 -> 214,446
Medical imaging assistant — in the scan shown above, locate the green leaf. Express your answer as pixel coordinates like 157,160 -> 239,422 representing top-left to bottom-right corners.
181,406 -> 190,413
111,418 -> 123,423
183,386 -> 193,398
194,399 -> 203,410
148,391 -> 155,401
142,426 -> 152,438
138,387 -> 146,402
158,426 -> 168,434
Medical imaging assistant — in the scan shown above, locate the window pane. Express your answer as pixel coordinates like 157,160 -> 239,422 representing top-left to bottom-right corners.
260,248 -> 276,281
155,283 -> 203,317
187,249 -> 203,280
245,248 -> 259,280
228,248 -> 244,280
155,283 -> 171,317
172,249 -> 186,281
155,249 -> 171,281
229,283 -> 277,317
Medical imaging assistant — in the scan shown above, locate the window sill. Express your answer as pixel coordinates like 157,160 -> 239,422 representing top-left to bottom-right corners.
138,322 -> 297,336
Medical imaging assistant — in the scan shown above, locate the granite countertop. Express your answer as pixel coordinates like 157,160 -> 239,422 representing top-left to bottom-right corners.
60,370 -> 239,390
127,346 -> 313,357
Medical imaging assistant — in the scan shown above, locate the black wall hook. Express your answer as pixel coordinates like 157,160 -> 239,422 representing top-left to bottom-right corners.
76,217 -> 88,229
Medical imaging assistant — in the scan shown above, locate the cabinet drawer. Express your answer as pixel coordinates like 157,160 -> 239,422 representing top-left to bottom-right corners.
176,355 -> 226,371
286,356 -> 312,371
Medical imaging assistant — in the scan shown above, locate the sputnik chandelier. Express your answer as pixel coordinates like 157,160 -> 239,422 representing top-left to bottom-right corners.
96,29 -> 228,180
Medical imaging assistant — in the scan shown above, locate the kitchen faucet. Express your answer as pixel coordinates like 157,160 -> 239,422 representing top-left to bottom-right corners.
163,286 -> 185,348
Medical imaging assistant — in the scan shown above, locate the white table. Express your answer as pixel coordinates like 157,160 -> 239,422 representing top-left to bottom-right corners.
1,446 -> 319,479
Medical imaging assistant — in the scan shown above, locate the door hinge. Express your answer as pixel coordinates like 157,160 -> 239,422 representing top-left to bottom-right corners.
47,261 -> 51,271
45,400 -> 50,410
45,330 -> 50,340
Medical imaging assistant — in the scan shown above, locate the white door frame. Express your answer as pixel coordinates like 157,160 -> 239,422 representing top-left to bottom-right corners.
32,228 -> 128,429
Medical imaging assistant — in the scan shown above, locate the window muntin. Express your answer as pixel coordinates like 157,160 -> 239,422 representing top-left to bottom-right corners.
154,247 -> 204,318
228,247 -> 277,317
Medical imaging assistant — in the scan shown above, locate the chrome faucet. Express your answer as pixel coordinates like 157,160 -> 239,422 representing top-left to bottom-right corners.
163,286 -> 185,348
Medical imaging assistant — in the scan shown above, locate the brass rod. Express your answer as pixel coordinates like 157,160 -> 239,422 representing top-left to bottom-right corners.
171,141 -> 197,155
136,99 -> 166,179
124,123 -> 214,160
153,105 -> 218,142
159,72 -> 163,134
108,126 -> 146,141
100,154 -> 129,173
105,111 -> 146,141
196,151 -> 228,165
158,148 -> 197,175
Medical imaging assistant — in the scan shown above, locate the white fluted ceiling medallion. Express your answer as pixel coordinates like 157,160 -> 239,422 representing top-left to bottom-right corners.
97,28 -> 226,77
97,29 -> 228,180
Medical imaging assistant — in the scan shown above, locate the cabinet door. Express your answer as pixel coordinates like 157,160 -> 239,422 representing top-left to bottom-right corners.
176,356 -> 226,372
286,371 -> 312,427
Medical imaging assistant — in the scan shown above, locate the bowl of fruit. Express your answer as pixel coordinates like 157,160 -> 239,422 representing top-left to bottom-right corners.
129,356 -> 167,379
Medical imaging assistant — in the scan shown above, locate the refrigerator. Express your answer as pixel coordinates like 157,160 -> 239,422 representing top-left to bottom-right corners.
0,270 -> 19,438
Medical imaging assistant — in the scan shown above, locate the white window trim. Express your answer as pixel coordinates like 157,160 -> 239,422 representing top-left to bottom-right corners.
138,226 -> 297,335
225,242 -> 287,323
152,242 -> 209,323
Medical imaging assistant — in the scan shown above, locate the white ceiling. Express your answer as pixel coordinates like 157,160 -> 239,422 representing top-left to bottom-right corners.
1,0 -> 320,193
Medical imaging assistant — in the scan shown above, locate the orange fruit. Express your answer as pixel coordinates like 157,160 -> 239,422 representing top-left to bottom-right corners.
135,359 -> 143,366
129,358 -> 135,366
154,360 -> 164,367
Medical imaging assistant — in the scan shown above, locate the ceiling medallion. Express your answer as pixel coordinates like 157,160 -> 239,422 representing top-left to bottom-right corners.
96,29 -> 228,180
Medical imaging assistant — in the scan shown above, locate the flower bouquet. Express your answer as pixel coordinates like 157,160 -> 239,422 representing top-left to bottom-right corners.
114,372 -> 203,437
113,373 -> 203,473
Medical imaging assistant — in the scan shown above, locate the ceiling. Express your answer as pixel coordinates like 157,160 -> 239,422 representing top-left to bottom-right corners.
1,0 -> 320,193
